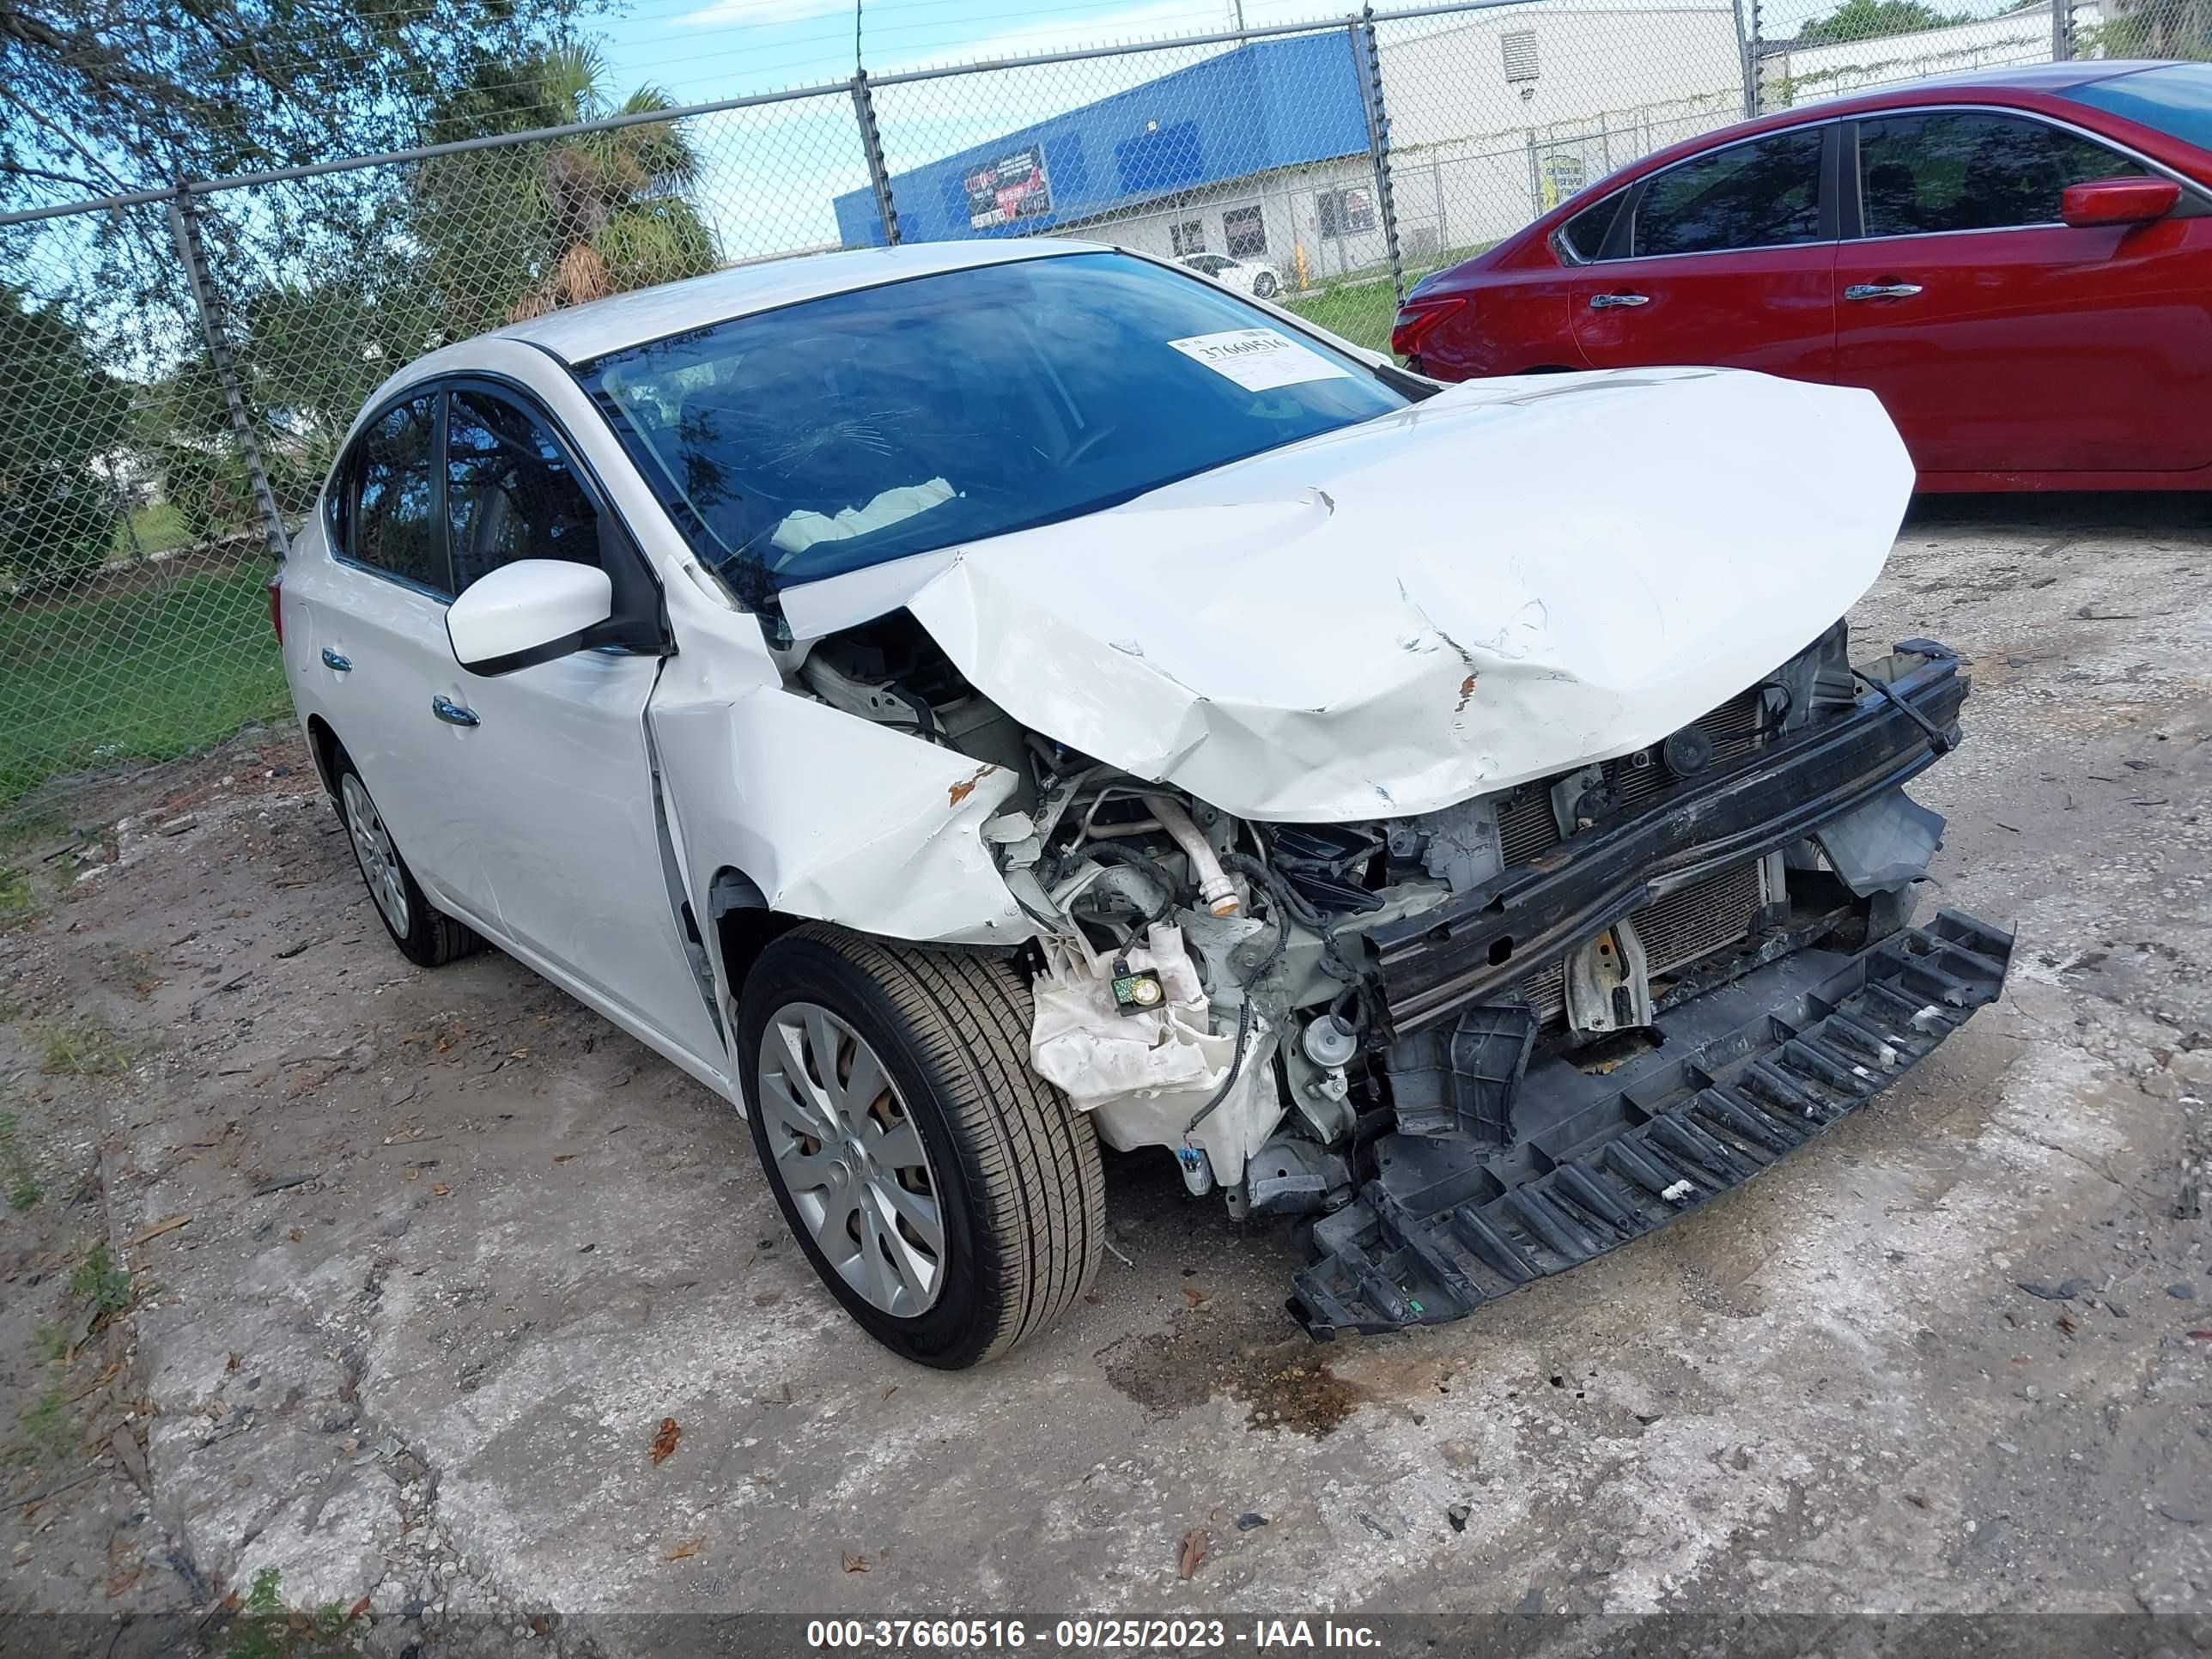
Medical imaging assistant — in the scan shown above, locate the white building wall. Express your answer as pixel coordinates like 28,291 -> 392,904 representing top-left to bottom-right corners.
1380,5 -> 1750,255
1061,155 -> 1392,284
1761,3 -> 2092,107
1037,2 -> 2097,296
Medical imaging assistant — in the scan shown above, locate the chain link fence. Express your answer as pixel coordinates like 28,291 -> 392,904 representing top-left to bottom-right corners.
0,0 -> 2130,825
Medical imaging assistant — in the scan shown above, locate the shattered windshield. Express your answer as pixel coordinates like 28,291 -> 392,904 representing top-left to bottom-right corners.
574,251 -> 1409,606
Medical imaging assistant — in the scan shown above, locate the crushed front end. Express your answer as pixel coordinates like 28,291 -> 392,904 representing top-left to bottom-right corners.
978,622 -> 2009,1338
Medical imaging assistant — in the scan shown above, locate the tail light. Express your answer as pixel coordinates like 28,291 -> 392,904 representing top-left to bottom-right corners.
1390,295 -> 1467,361
267,572 -> 283,646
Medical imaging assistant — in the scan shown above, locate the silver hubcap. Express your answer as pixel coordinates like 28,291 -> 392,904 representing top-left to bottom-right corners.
342,773 -> 410,939
757,1002 -> 944,1316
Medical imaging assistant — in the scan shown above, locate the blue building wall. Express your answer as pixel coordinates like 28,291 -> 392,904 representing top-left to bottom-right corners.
834,34 -> 1370,249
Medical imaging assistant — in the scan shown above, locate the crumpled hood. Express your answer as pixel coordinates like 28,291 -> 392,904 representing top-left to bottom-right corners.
776,367 -> 1915,823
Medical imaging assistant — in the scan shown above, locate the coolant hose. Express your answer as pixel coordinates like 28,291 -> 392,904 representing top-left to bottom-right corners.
1142,795 -> 1240,917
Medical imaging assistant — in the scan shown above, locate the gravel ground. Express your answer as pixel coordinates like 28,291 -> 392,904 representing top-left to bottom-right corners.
1,496 -> 2207,1657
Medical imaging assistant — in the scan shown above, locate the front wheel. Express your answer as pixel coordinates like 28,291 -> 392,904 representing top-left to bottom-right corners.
1252,271 -> 1279,298
738,924 -> 1103,1369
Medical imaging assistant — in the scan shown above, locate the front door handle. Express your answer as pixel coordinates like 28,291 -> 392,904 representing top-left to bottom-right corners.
320,647 -> 352,672
1588,291 -> 1650,309
430,695 -> 479,728
1844,282 -> 1923,301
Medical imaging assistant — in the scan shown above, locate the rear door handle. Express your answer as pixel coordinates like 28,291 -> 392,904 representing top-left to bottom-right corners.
320,647 -> 351,672
430,695 -> 479,728
1588,292 -> 1650,309
1844,283 -> 1923,301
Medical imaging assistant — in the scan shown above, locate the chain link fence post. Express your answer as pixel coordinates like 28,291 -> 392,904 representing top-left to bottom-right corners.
851,70 -> 902,247
1734,0 -> 1762,118
1352,5 -> 1406,308
167,187 -> 290,562
2051,0 -> 2074,61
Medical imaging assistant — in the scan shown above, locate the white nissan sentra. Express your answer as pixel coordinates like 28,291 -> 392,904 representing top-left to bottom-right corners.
277,240 -> 2009,1368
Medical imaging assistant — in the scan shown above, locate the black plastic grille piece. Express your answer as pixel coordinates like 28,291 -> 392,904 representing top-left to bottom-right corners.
1290,910 -> 2013,1340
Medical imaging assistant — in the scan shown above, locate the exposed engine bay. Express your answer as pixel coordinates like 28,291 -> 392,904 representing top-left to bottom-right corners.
777,605 -> 2008,1335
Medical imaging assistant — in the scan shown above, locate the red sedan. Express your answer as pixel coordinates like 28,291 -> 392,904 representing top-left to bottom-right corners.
1392,61 -> 2212,491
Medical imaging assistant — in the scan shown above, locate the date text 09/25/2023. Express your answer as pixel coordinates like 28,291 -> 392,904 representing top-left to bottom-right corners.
806,1618 -> 1383,1650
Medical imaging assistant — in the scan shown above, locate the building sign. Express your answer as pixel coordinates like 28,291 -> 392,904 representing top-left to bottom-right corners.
964,144 -> 1053,228
1539,154 -> 1587,211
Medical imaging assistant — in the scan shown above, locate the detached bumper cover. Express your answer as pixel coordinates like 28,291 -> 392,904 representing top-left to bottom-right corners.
1291,910 -> 2012,1340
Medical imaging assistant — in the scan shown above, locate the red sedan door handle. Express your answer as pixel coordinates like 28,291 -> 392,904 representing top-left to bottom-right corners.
1588,291 -> 1650,309
1844,282 -> 1923,301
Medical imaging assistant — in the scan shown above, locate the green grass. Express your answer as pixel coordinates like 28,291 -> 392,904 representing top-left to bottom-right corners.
18,1388 -> 72,1464
221,1568 -> 365,1659
110,502 -> 194,562
1284,279 -> 1401,356
34,1014 -> 138,1078
1278,241 -> 1503,357
0,562 -> 288,811
70,1244 -> 132,1318
0,1111 -> 40,1212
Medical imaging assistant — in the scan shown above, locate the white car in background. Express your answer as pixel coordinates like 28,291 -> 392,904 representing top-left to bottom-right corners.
276,238 -> 2007,1369
1180,251 -> 1280,298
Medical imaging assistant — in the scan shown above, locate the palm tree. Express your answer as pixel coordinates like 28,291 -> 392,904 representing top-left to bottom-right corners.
417,41 -> 721,331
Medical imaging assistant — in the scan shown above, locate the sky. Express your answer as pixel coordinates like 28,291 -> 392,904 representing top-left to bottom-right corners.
586,0 -> 1369,103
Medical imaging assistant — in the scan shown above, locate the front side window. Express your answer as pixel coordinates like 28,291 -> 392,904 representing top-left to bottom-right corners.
1856,110 -> 2144,237
445,389 -> 603,593
577,252 -> 1407,603
1632,127 -> 1825,257
349,395 -> 445,592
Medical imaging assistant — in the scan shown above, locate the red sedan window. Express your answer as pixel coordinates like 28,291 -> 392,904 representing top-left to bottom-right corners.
1557,190 -> 1626,261
1632,127 -> 1825,257
1857,111 -> 2144,236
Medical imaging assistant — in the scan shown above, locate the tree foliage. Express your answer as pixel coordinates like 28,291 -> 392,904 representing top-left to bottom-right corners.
1795,0 -> 1972,43
0,0 -> 584,210
0,285 -> 131,588
2087,0 -> 2212,59
415,41 -> 722,334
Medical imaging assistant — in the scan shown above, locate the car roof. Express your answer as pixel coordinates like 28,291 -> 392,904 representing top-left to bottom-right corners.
1514,59 -> 2187,234
1760,58 -> 2183,118
493,237 -> 1104,362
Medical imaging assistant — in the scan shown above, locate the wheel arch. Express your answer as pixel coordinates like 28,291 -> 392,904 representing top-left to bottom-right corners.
305,714 -> 345,799
708,865 -> 803,1010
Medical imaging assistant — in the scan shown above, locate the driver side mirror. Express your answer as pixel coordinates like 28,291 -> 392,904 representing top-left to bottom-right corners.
2061,175 -> 2181,228
446,559 -> 612,676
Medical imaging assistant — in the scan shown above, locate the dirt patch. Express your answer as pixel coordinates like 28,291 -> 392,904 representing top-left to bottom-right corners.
1097,1304 -> 1365,1436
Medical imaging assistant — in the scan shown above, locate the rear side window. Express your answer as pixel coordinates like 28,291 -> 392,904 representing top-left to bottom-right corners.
1557,189 -> 1626,261
1632,127 -> 1825,257
1856,110 -> 2143,237
446,390 -> 604,593
349,396 -> 446,593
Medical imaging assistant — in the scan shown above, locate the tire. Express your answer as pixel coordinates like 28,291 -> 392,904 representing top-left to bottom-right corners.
332,753 -> 483,969
1252,271 -> 1278,298
738,922 -> 1103,1369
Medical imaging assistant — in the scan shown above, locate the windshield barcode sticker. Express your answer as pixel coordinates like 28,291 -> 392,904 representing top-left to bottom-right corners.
1166,329 -> 1354,392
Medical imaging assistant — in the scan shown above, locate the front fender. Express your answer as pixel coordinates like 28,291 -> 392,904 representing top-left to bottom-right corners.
650,685 -> 1031,947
